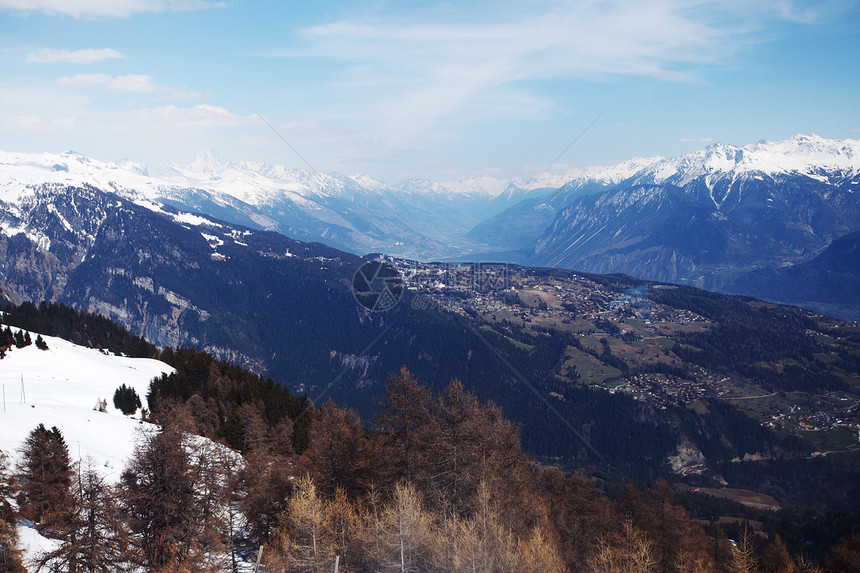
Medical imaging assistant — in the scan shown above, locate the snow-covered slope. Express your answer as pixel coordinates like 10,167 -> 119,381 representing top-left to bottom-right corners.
0,327 -> 172,481
0,150 -> 163,205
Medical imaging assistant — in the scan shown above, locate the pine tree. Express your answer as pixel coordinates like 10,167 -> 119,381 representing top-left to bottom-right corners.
35,334 -> 48,350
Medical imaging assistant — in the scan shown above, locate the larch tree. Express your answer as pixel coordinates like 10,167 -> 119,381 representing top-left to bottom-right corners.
0,450 -> 25,573
120,426 -> 198,571
17,424 -> 73,530
35,459 -> 129,573
239,403 -> 269,454
588,518 -> 657,573
188,439 -> 233,572
823,533 -> 860,572
383,481 -> 433,573
266,474 -> 336,573
299,401 -> 376,500
374,367 -> 433,489
730,526 -> 759,573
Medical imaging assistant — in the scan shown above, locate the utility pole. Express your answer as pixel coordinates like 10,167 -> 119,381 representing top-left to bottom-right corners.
253,546 -> 263,573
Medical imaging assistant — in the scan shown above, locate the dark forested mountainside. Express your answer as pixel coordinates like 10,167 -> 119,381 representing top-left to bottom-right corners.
726,230 -> 860,321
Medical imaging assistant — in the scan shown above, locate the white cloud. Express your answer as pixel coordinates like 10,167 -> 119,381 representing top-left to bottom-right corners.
56,74 -> 204,100
26,48 -> 126,64
271,0 -> 830,146
121,104 -> 258,128
680,137 -> 715,143
1,115 -> 45,128
0,0 -> 223,18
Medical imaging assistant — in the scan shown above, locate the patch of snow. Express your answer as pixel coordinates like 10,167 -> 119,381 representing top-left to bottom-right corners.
0,329 -> 173,483
201,232 -> 225,247
173,212 -> 222,227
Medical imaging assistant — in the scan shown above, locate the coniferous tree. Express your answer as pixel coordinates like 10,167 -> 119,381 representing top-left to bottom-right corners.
299,401 -> 375,499
35,459 -> 130,573
824,534 -> 860,572
730,526 -> 759,573
424,378 -> 526,515
121,426 -> 197,571
187,439 -> 234,572
35,334 -> 48,350
113,384 -> 142,415
588,518 -> 657,573
265,474 -> 336,573
17,424 -> 73,529
375,367 -> 433,489
239,403 -> 268,453
383,481 -> 433,573
0,451 -> 25,573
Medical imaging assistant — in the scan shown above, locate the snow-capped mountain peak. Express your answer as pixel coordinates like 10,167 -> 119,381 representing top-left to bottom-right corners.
643,133 -> 860,185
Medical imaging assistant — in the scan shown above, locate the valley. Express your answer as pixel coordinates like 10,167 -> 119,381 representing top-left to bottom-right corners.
388,258 -> 860,465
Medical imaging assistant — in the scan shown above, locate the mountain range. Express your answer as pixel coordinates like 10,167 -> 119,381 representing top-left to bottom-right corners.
525,134 -> 860,286
0,149 -> 554,261
3,133 -> 858,319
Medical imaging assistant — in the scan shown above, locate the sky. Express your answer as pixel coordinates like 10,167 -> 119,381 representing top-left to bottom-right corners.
1,0 -> 859,183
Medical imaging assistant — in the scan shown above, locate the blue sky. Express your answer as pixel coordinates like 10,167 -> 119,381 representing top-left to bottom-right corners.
1,0 -> 859,182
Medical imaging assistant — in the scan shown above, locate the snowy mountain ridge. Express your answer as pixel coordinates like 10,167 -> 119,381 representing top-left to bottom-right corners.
2,134 -> 857,209
641,133 -> 860,186
2,134 -> 858,261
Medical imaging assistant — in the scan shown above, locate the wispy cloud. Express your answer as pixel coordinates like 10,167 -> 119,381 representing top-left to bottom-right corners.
265,0 -> 827,148
122,104 -> 258,128
0,0 -> 224,18
680,137 -> 715,143
57,73 -> 204,100
27,48 -> 126,64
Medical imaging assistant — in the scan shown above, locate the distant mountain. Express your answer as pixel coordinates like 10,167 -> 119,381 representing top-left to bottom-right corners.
516,135 -> 860,309
725,230 -> 860,320
466,156 -> 660,251
0,150 -> 531,261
